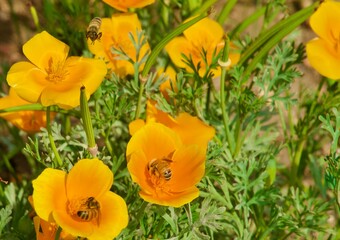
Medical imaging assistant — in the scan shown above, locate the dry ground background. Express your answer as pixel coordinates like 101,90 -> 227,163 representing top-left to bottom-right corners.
0,0 -> 323,181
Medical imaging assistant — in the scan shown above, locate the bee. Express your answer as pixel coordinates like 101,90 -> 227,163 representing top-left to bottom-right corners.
86,17 -> 102,44
148,158 -> 173,181
76,197 -> 100,225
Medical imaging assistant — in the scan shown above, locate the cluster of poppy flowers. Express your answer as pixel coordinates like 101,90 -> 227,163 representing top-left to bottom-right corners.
1,0 -> 335,238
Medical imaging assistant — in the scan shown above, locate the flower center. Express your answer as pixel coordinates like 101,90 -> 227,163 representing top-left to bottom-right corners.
67,197 -> 101,225
147,157 -> 173,188
45,57 -> 68,83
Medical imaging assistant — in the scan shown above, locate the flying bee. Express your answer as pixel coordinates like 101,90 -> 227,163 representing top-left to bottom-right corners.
86,17 -> 102,44
76,197 -> 101,225
148,158 -> 173,181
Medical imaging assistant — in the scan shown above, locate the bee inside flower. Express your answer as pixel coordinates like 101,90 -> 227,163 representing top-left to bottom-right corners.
32,158 -> 128,239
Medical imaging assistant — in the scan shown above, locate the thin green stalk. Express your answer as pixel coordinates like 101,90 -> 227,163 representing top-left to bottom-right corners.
80,87 -> 97,157
184,203 -> 193,227
219,36 -> 234,150
46,107 -> 62,167
233,116 -> 243,158
54,227 -> 62,240
205,81 -> 212,115
103,129 -> 114,158
217,0 -> 238,25
135,78 -> 145,120
229,6 -> 266,38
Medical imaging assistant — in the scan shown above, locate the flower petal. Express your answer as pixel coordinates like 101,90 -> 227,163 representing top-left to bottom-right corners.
173,113 -> 215,149
127,150 -> 155,194
6,61 -> 46,103
40,83 -> 82,109
126,123 -> 181,161
169,145 -> 206,191
129,119 -> 145,136
23,31 -> 69,70
139,186 -> 199,208
89,192 -> 128,240
309,1 -> 340,42
66,159 -> 113,201
306,38 -> 340,80
32,168 -> 67,222
53,209 -> 94,238
146,100 -> 176,127
39,57 -> 106,109
102,0 -> 155,12
165,37 -> 191,69
184,17 -> 224,46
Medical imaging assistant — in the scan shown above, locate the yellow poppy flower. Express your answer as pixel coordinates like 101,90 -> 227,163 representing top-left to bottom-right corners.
87,13 -> 150,78
306,0 -> 340,80
6,31 -> 107,109
32,158 -> 128,240
129,100 -> 215,150
165,17 -> 240,77
126,123 -> 206,207
102,0 -> 155,12
0,88 -> 54,133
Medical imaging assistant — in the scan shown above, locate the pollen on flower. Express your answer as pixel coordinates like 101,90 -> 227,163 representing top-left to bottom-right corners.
67,197 -> 101,225
45,57 -> 68,83
147,158 -> 173,189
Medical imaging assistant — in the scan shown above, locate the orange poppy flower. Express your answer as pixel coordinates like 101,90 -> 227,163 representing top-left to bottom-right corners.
306,0 -> 340,80
87,13 -> 150,77
32,158 -> 128,239
0,88 -> 54,133
6,31 -> 107,109
102,0 -> 155,12
165,17 -> 240,77
126,123 -> 206,207
129,100 -> 215,150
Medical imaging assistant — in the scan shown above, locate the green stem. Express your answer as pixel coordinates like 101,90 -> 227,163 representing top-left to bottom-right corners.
80,87 -> 97,157
135,80 -> 145,120
46,107 -> 62,167
54,227 -> 62,240
229,6 -> 266,38
233,116 -> 243,158
217,0 -> 238,25
184,203 -> 193,227
219,36 -> 234,150
205,81 -> 212,116
103,129 -> 114,158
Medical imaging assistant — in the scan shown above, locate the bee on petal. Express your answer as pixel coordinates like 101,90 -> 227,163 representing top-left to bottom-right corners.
76,197 -> 101,225
148,158 -> 173,181
86,17 -> 102,44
